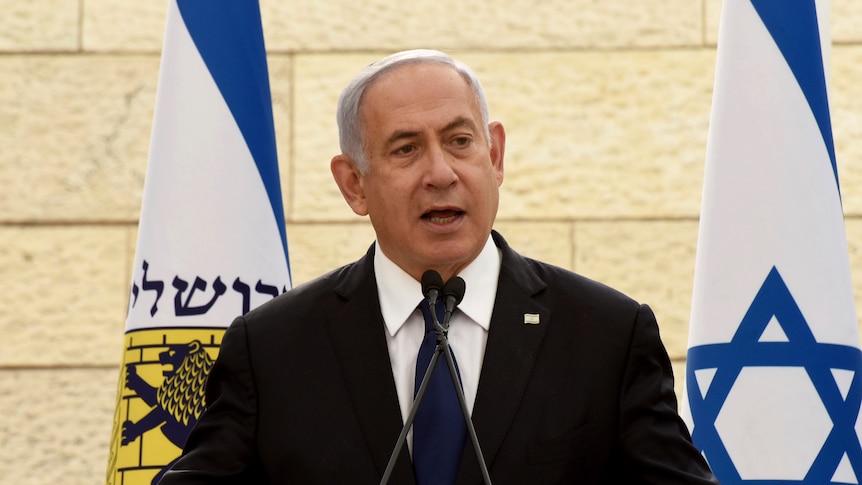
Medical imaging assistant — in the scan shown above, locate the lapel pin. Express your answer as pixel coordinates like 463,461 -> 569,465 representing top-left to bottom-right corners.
523,313 -> 540,325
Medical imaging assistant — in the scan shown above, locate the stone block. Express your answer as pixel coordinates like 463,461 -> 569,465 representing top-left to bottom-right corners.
82,0 -> 166,52
0,0 -> 79,52
286,222 -> 376,286
0,55 -> 158,222
0,226 -> 129,365
0,368 -> 118,485
834,0 -> 862,43
574,220 -> 700,360
262,0 -> 701,51
492,222 -> 574,270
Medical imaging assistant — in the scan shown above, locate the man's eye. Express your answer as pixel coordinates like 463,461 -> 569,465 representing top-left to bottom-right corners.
452,136 -> 472,147
396,145 -> 415,155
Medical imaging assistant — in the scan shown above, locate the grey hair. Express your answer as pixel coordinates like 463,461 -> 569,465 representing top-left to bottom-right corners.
336,49 -> 491,173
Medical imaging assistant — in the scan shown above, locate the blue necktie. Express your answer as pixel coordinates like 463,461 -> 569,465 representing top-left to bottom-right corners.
414,300 -> 467,484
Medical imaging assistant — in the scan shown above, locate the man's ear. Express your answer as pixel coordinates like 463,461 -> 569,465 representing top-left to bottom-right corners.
330,154 -> 368,216
489,121 -> 506,186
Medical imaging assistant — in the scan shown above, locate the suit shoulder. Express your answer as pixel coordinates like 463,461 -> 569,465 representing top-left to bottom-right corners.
240,261 -> 359,326
525,257 -> 640,307
516,257 -> 659,356
495,231 -> 640,311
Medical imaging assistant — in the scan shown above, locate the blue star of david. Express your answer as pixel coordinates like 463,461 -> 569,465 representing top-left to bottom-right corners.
687,266 -> 862,484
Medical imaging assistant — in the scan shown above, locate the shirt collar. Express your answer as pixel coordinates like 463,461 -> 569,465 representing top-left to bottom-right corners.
375,235 -> 501,337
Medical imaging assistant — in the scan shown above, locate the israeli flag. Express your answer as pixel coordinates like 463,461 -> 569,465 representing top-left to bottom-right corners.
681,1 -> 862,483
107,1 -> 290,483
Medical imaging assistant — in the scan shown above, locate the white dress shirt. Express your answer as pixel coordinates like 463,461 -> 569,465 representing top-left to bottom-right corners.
374,235 -> 501,451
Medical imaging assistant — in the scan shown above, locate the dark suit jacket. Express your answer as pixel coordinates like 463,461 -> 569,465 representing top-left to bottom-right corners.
160,232 -> 717,484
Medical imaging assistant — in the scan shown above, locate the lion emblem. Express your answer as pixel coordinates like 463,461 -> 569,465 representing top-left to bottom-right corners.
122,340 -> 214,483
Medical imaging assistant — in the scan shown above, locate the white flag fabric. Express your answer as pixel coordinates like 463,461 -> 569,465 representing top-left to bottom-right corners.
106,1 -> 290,483
682,1 -> 862,483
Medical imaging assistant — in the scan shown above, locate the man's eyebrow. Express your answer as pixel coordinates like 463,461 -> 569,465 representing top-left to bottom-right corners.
384,130 -> 421,149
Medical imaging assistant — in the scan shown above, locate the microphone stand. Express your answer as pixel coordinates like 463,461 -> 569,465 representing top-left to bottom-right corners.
380,277 -> 492,485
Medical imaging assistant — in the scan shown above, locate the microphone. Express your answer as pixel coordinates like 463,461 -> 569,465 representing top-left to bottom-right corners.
421,270 -> 445,311
441,276 -> 465,328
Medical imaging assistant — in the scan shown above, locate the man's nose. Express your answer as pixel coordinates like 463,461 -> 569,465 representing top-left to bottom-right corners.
423,144 -> 457,188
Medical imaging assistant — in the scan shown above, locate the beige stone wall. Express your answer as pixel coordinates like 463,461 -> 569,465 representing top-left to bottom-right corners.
2,0 -> 861,482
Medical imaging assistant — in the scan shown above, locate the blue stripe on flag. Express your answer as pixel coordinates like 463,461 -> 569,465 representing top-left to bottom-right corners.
176,0 -> 290,270
751,0 -> 838,190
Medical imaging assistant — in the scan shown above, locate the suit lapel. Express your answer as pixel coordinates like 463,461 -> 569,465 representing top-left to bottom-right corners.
459,233 -> 550,483
327,247 -> 415,484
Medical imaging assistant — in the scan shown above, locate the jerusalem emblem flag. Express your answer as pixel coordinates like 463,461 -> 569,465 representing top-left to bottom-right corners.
683,1 -> 862,484
106,1 -> 291,484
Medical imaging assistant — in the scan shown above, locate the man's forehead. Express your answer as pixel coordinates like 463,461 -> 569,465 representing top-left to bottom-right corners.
359,64 -> 481,129
362,63 -> 473,107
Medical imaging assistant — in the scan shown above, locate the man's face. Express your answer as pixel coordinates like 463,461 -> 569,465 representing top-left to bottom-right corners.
332,62 -> 505,281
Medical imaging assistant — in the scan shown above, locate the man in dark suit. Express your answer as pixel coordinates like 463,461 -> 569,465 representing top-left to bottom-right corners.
159,49 -> 717,484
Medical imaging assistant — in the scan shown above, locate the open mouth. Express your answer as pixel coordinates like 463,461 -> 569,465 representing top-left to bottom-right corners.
422,210 -> 462,224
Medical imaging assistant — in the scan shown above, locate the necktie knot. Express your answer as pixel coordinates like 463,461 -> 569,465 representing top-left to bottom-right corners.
418,299 -> 446,335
